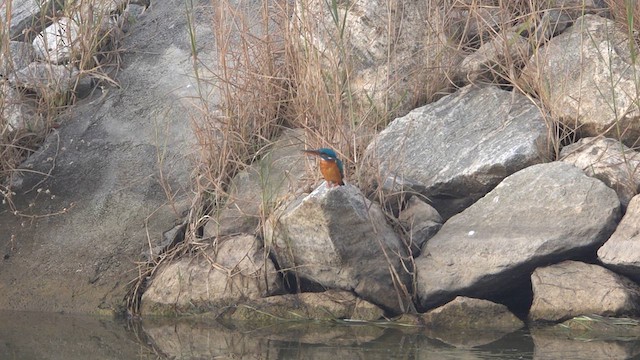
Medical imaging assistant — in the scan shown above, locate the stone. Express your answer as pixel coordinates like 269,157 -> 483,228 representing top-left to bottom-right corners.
561,137 -> 640,208
1,82 -> 43,133
9,62 -> 80,96
0,41 -> 36,76
456,30 -> 532,84
203,128 -> 309,238
397,196 -> 442,256
365,85 -> 552,219
521,15 -> 640,145
421,296 -> 523,331
265,183 -> 412,314
218,290 -> 384,323
598,195 -> 640,282
141,234 -> 281,316
419,296 -> 524,348
33,17 -> 81,64
529,261 -> 640,322
293,0 -> 456,119
415,162 -> 621,310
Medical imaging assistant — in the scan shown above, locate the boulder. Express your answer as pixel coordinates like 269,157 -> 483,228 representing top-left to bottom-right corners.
415,162 -> 621,310
218,290 -> 384,323
365,85 -> 551,219
397,196 -> 442,256
522,14 -> 640,145
598,195 -> 640,282
203,128 -> 309,238
33,17 -> 81,64
293,0 -> 456,119
141,234 -> 281,316
419,296 -> 524,348
265,183 -> 412,314
529,261 -> 640,322
561,137 -> 640,208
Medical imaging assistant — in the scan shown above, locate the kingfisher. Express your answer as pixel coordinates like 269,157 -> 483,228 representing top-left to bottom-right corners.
302,148 -> 345,187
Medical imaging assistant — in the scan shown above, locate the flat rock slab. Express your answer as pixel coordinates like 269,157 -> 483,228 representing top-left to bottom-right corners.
366,85 -> 551,219
529,261 -> 640,322
415,162 -> 621,310
0,0 -> 214,313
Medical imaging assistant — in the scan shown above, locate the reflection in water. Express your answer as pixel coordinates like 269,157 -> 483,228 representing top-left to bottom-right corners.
4,311 -> 640,359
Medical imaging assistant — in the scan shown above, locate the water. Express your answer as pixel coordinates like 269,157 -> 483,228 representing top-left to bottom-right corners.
2,311 -> 640,359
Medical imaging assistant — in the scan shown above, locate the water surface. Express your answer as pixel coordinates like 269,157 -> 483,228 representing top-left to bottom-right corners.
2,311 -> 640,359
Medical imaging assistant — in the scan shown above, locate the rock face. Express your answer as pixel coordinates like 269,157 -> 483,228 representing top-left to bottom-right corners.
366,85 -> 551,219
561,137 -> 640,208
141,235 -> 281,316
529,261 -> 640,322
294,0 -> 455,118
265,183 -> 412,314
0,0 -> 207,313
0,41 -> 36,75
598,195 -> 640,282
414,162 -> 621,310
9,62 -> 80,96
522,15 -> 640,145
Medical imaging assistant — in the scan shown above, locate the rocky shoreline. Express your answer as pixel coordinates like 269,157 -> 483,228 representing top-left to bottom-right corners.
2,0 -> 640,339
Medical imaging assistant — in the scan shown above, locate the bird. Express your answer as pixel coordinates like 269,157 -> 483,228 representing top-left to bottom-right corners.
302,147 -> 345,187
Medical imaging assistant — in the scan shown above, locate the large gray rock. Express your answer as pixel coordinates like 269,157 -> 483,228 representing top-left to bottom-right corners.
561,137 -> 640,208
265,183 -> 412,314
421,296 -> 523,331
529,261 -> 640,322
0,0 -> 209,313
294,0 -> 456,119
141,234 -> 281,316
522,15 -> 640,145
365,85 -> 551,219
598,195 -> 640,281
415,162 -> 621,310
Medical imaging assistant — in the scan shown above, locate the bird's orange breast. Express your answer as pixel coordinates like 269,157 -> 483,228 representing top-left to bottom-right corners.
319,159 -> 344,185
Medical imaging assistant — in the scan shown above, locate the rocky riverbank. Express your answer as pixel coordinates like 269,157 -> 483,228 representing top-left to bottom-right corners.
2,0 -> 640,337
